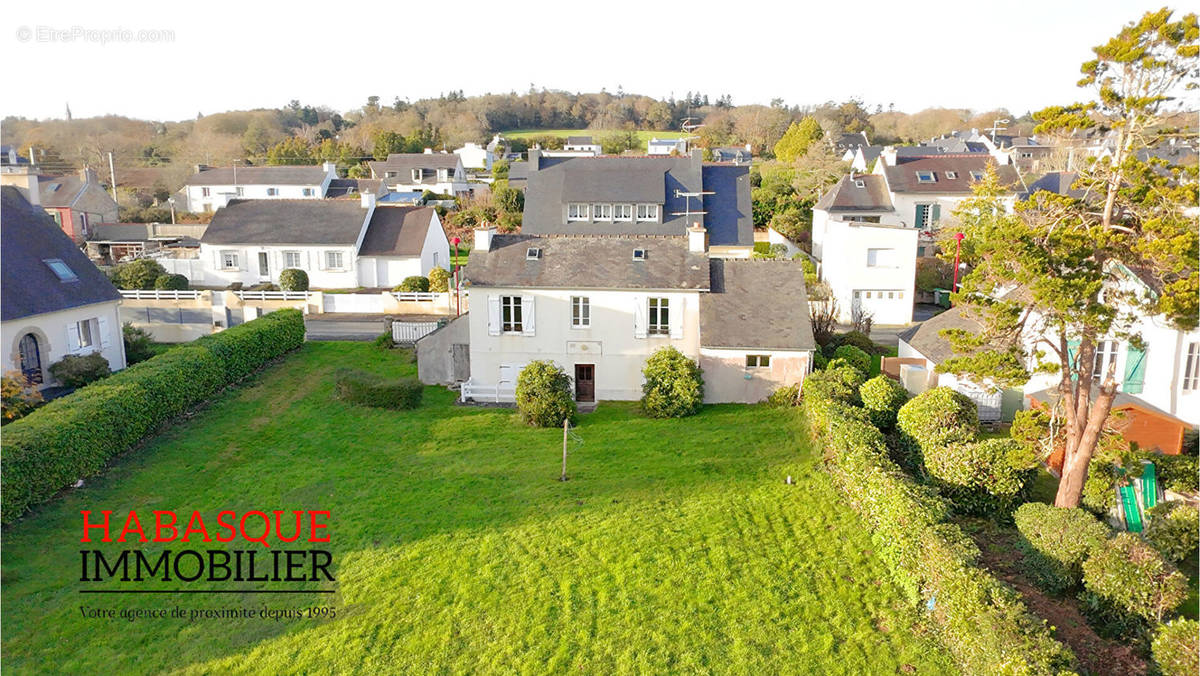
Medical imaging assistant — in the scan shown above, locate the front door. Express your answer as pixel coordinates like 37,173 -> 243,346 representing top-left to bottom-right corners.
18,333 -> 42,384
258,252 -> 270,278
574,364 -> 595,402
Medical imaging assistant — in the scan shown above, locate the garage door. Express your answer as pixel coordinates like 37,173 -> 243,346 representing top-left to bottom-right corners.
852,289 -> 907,324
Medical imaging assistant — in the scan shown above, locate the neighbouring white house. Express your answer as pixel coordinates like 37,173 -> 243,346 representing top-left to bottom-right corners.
454,141 -> 495,171
182,162 -> 339,213
539,136 -> 602,158
368,152 -> 470,196
897,268 -> 1200,451
711,145 -> 753,164
811,174 -> 917,325
193,194 -> 448,289
1,186 -> 126,390
461,226 -> 815,404
647,137 -> 688,156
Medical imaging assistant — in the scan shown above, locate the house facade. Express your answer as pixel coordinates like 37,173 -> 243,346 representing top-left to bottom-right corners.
1,187 -> 126,390
647,137 -> 688,156
37,169 -> 120,243
368,153 -> 469,196
182,162 -> 338,213
194,195 -> 448,289
454,142 -> 495,171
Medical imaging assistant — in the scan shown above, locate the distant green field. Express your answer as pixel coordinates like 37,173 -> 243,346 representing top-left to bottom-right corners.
502,129 -> 688,142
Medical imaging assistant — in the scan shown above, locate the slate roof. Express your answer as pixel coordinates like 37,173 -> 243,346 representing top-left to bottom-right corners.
325,178 -> 383,198
183,165 -> 329,186
200,199 -> 368,246
465,235 -> 710,290
883,156 -> 1023,193
368,153 -> 461,178
700,260 -> 815,350
358,206 -> 438,257
565,136 -> 594,145
835,132 -> 871,150
114,167 -> 174,189
520,154 -> 752,246
815,174 -> 894,211
1024,172 -> 1086,200
1,186 -> 122,321
897,305 -> 982,364
37,174 -> 86,208
855,145 -> 885,165
711,147 -> 751,162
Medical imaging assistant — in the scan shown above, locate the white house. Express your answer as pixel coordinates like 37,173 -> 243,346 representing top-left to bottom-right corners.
1,187 -> 126,390
182,162 -> 338,213
454,142 -> 495,171
368,152 -> 469,196
647,137 -> 688,156
195,194 -> 448,289
461,226 -> 815,404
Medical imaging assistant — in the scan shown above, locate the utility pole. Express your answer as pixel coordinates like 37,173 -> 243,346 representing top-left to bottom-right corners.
107,151 -> 118,204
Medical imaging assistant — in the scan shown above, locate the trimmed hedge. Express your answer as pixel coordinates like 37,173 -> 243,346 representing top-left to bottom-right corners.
859,375 -> 907,430
1153,618 -> 1200,676
1081,533 -> 1188,640
833,345 -> 871,375
1156,454 -> 1199,495
1013,502 -> 1111,594
48,352 -> 112,387
894,387 -> 978,474
333,369 -> 423,410
279,268 -> 309,292
1,309 -> 306,524
924,438 -> 1035,516
640,347 -> 704,419
1145,501 -> 1200,563
806,381 -> 1075,674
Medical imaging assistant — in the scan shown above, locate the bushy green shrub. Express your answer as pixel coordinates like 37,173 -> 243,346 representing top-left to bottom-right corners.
859,375 -> 907,430
894,387 -> 978,474
1,310 -> 306,524
807,378 -> 1076,674
373,331 -> 395,350
395,276 -> 430,293
833,345 -> 870,375
515,360 -> 576,427
641,347 -> 704,418
1081,533 -> 1188,640
1156,454 -> 1198,494
812,350 -> 828,370
333,369 -> 422,410
48,352 -> 111,387
1014,502 -> 1111,594
924,438 -> 1035,516
1,371 -> 42,423
766,383 -> 799,407
428,267 -> 450,293
1153,618 -> 1200,676
279,268 -> 309,291
153,273 -> 189,290
123,323 -> 156,364
1145,501 -> 1200,563
823,330 -> 876,357
112,258 -> 167,290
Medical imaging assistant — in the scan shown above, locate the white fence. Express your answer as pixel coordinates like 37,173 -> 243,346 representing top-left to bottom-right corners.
323,293 -> 385,314
392,321 -> 439,344
235,290 -> 312,301
119,289 -> 203,300
158,258 -> 207,284
392,292 -> 441,302
459,377 -> 516,403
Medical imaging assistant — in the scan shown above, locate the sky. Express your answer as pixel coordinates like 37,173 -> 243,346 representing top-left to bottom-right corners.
1,0 -> 1186,123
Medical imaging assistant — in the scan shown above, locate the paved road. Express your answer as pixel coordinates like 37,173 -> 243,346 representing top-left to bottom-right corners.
305,314 -> 388,341
837,304 -> 945,348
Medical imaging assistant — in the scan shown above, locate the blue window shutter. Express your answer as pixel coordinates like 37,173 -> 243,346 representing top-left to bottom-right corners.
931,203 -> 942,222
1123,344 -> 1146,394
1066,339 -> 1081,380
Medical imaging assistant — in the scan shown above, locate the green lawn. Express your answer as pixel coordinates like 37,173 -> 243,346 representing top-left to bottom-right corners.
1,343 -> 954,675
502,128 -> 688,142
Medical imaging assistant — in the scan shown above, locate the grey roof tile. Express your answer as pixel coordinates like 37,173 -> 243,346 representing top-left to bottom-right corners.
358,207 -> 437,256
700,260 -> 815,350
199,199 -> 367,246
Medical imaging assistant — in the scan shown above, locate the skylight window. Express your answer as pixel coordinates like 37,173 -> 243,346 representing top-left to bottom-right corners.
854,179 -> 865,188
944,171 -> 958,179
44,258 -> 78,282
915,171 -> 936,183
526,247 -> 542,260
632,248 -> 647,261
969,171 -> 984,181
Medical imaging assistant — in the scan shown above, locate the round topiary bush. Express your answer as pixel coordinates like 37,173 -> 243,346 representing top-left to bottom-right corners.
113,258 -> 167,290
641,346 -> 704,418
859,375 -> 907,430
515,360 -> 577,427
894,387 -> 978,473
823,330 -> 875,358
1014,502 -> 1111,594
48,353 -> 111,388
1081,532 -> 1188,639
153,273 -> 189,290
1145,501 -> 1200,563
428,267 -> 450,293
833,345 -> 871,376
1153,618 -> 1199,676
923,438 -> 1035,515
279,268 -> 309,291
395,276 -> 430,293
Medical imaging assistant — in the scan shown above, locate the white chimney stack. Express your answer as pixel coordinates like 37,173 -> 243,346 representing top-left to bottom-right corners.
322,161 -> 337,177
687,222 -> 707,253
360,192 -> 376,209
474,223 -> 497,251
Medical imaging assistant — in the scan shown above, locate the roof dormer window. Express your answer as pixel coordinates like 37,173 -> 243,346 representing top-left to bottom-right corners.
526,247 -> 542,260
567,203 -> 589,222
636,204 -> 659,222
916,171 -> 936,183
632,248 -> 647,261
